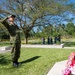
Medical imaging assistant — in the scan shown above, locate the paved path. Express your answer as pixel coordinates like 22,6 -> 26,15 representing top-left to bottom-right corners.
21,44 -> 75,49
0,46 -> 11,53
47,60 -> 67,75
0,44 -> 75,53
21,44 -> 64,48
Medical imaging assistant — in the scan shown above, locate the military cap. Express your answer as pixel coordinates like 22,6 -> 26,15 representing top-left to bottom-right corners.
8,15 -> 16,18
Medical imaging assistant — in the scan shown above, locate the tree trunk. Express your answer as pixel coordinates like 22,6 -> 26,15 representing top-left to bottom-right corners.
26,36 -> 28,44
23,30 -> 29,44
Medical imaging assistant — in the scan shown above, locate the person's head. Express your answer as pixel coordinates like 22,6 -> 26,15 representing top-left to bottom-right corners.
8,15 -> 16,22
68,52 -> 75,60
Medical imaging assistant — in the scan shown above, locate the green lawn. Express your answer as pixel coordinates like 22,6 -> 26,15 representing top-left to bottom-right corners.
0,48 -> 75,75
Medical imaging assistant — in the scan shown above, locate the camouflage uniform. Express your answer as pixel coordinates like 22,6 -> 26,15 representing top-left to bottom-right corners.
0,16 -> 21,63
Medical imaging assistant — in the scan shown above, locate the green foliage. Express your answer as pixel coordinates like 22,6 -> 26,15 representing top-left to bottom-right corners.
66,22 -> 75,36
0,24 -> 8,34
34,22 -> 75,38
0,23 -> 9,40
1,34 -> 10,40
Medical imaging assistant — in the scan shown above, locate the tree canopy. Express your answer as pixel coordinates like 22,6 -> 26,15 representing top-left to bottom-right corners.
0,0 -> 75,43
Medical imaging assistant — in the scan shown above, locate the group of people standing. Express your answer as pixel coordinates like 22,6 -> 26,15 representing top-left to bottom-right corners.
42,36 -> 61,44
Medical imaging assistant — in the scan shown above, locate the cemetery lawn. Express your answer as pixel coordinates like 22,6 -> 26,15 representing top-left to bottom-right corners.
0,48 -> 75,75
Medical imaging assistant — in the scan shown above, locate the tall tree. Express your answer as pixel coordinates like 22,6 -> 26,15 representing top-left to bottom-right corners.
66,22 -> 75,36
0,0 -> 71,43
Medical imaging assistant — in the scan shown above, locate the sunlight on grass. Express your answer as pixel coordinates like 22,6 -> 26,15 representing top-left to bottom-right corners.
0,48 -> 75,75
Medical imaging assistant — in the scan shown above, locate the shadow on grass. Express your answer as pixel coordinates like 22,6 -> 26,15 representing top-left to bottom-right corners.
0,54 -> 11,65
20,56 -> 41,64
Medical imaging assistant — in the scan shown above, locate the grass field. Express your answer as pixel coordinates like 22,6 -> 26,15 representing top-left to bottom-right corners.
0,48 -> 75,75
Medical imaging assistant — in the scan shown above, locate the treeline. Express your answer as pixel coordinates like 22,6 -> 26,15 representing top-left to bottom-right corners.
34,22 -> 75,38
0,22 -> 75,41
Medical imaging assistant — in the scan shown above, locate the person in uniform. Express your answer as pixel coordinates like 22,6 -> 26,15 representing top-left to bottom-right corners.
0,15 -> 21,67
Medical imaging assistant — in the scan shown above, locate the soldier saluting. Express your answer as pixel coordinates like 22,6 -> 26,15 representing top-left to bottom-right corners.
0,15 -> 21,67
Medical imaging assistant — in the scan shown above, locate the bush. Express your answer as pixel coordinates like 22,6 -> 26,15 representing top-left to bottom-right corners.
1,34 -> 10,40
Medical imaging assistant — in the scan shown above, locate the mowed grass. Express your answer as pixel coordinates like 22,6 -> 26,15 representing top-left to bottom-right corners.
0,48 -> 75,75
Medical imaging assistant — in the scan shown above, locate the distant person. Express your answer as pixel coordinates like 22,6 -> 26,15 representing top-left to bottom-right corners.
50,37 -> 53,44
54,36 -> 57,44
47,37 -> 50,44
57,35 -> 61,43
0,15 -> 21,67
42,37 -> 45,44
